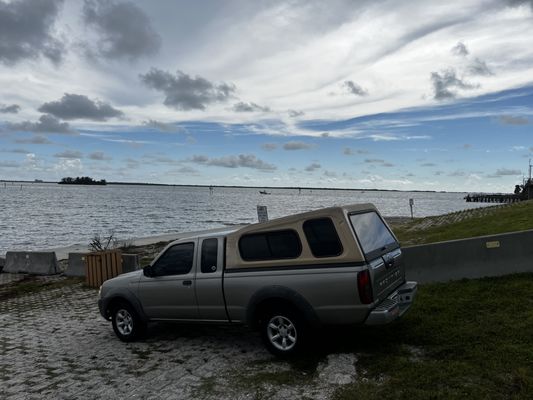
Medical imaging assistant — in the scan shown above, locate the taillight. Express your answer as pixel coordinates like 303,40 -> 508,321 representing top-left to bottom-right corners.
357,269 -> 373,304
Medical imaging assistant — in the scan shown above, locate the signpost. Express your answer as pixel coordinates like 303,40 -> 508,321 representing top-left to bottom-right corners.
409,198 -> 414,219
257,205 -> 268,223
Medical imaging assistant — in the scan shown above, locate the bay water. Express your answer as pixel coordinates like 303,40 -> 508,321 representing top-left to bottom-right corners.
1,183 -> 487,255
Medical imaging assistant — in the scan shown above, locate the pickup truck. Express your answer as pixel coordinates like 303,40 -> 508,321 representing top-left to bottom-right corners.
98,203 -> 417,357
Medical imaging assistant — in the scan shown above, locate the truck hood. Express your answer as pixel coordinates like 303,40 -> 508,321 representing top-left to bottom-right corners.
103,269 -> 143,287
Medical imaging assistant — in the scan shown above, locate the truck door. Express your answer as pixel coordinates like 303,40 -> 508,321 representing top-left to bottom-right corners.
137,240 -> 199,320
195,237 -> 228,321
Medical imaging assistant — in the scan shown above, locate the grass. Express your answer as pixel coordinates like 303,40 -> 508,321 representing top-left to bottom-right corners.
0,276 -> 84,301
392,200 -> 533,246
330,273 -> 533,400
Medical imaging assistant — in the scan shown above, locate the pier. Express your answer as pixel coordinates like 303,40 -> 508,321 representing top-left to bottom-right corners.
465,193 -> 521,203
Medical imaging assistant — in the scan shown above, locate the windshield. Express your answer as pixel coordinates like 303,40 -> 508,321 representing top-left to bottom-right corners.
349,211 -> 398,259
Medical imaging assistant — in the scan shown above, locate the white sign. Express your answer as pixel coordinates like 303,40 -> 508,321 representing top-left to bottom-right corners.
257,205 -> 268,223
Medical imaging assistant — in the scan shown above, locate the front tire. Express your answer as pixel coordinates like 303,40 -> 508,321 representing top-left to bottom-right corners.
260,309 -> 306,357
111,302 -> 145,342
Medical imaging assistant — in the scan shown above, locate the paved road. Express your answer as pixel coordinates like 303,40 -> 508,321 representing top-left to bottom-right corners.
0,277 -> 358,399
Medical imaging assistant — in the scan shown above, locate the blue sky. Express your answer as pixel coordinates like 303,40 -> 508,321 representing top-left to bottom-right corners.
1,0 -> 533,192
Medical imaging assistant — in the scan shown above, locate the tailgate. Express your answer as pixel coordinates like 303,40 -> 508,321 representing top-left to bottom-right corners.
368,248 -> 404,301
348,210 -> 405,301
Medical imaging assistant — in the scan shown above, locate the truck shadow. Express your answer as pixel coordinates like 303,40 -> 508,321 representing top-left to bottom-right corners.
142,320 -> 409,368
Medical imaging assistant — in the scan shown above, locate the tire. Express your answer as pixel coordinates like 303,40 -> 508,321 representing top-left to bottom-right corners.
260,308 -> 307,358
111,302 -> 146,342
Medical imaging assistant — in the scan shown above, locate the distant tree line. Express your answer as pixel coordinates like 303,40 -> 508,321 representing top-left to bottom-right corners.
59,176 -> 107,185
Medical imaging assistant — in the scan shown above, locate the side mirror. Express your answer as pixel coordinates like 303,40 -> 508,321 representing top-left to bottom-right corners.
143,265 -> 154,277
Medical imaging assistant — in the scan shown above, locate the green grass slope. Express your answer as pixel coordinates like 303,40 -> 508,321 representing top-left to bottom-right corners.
391,200 -> 533,246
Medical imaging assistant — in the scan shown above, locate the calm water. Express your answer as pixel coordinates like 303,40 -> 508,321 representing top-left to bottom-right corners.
1,183 -> 488,254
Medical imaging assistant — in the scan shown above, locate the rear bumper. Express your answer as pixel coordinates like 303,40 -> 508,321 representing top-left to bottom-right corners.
364,281 -> 418,325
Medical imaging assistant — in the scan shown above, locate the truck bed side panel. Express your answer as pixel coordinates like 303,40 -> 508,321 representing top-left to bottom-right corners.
223,265 -> 368,325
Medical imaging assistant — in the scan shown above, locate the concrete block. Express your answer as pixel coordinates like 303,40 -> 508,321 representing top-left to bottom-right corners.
66,253 -> 88,277
122,254 -> 140,273
4,252 -> 59,275
403,229 -> 533,283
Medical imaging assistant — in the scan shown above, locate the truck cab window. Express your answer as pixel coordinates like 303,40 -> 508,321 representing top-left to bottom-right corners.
152,242 -> 194,276
201,238 -> 218,273
239,230 -> 301,261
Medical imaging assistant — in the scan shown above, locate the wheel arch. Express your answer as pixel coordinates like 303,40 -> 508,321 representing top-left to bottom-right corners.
245,286 -> 320,330
102,291 -> 148,323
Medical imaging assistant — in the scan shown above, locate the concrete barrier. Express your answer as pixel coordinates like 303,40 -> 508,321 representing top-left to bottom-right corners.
66,253 -> 88,277
122,254 -> 140,273
403,229 -> 533,283
4,252 -> 60,275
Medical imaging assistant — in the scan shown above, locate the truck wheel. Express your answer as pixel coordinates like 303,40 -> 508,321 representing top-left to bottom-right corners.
261,309 -> 306,357
111,302 -> 145,342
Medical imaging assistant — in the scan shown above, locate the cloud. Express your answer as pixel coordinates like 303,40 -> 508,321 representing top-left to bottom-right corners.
82,0 -> 161,61
8,114 -> 75,134
498,115 -> 529,125
54,150 -> 83,159
142,119 -> 181,132
38,93 -> 123,121
0,104 -> 20,114
431,68 -> 477,100
421,162 -> 436,167
324,170 -> 337,178
190,154 -> 276,171
174,166 -> 198,174
124,157 -> 140,169
506,0 -> 533,9
463,144 -> 472,149
3,148 -> 29,154
261,143 -> 278,151
88,151 -> 111,160
288,109 -> 305,118
140,68 -> 236,110
342,80 -> 368,96
364,158 -> 385,164
53,158 -> 83,173
448,170 -> 466,177
487,168 -> 522,178
451,42 -> 469,57
343,147 -> 368,155
305,162 -> 321,172
468,58 -> 493,76
14,135 -> 53,144
0,0 -> 65,65
0,160 -> 19,168
232,102 -> 270,112
283,141 -> 313,150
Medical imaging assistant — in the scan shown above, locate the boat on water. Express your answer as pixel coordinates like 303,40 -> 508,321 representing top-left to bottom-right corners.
259,190 -> 271,195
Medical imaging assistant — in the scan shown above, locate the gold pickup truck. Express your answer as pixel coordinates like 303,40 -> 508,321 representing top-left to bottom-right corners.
98,203 -> 417,357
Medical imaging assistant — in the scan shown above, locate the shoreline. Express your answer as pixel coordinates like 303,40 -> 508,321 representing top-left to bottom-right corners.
45,226 -> 244,260
13,218 -> 414,261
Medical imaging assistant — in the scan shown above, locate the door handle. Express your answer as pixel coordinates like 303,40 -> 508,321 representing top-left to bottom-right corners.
182,280 -> 192,286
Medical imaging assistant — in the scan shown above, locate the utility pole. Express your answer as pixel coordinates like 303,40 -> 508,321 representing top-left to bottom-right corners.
527,158 -> 533,200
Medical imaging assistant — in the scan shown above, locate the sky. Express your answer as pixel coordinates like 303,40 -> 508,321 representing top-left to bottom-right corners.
1,0 -> 533,192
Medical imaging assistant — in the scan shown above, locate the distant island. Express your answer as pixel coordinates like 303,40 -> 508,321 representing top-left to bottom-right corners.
58,176 -> 107,185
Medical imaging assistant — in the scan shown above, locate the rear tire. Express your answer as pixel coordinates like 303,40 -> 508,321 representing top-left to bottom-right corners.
111,302 -> 145,342
260,308 -> 307,358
